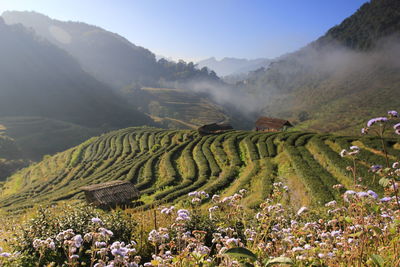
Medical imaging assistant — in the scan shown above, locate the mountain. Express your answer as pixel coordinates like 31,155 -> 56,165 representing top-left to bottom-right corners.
1,11 -> 238,131
0,17 -> 154,159
2,11 -> 160,89
240,0 -> 400,134
2,11 -> 220,90
197,57 -> 271,77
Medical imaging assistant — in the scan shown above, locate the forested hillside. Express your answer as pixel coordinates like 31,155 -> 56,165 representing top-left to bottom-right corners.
1,11 -> 244,132
2,11 -> 220,90
0,18 -> 156,159
318,0 -> 400,50
0,18 -> 151,128
240,0 -> 400,134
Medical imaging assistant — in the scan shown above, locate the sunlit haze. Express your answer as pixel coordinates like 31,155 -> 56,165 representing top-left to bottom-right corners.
0,0 -> 368,61
1,1 -> 400,265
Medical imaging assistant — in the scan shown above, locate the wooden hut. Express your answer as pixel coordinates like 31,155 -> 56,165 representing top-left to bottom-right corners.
198,123 -> 233,135
255,117 -> 292,132
81,180 -> 140,209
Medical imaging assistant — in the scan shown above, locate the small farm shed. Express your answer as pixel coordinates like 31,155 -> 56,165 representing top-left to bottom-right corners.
255,117 -> 293,132
81,180 -> 140,209
198,123 -> 233,135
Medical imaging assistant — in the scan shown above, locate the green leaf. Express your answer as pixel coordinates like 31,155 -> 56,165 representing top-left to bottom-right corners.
370,226 -> 382,235
344,216 -> 353,223
379,178 -> 390,187
224,247 -> 258,262
372,204 -> 380,213
370,254 -> 385,267
389,226 -> 396,235
349,231 -> 363,237
266,256 -> 293,266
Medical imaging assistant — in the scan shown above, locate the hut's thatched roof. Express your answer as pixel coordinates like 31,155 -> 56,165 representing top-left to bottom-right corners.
255,117 -> 292,130
81,180 -> 139,206
198,123 -> 233,135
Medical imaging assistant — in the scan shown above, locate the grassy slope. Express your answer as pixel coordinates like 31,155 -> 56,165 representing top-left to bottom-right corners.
0,134 -> 29,182
0,128 -> 395,213
123,87 -> 229,128
0,116 -> 101,161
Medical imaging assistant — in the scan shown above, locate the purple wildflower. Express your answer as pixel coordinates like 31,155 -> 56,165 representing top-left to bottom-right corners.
0,252 -> 11,258
367,190 -> 378,199
188,191 -> 198,197
394,123 -> 400,130
91,217 -> 102,224
356,192 -> 369,198
367,118 -> 376,127
388,110 -> 398,117
297,206 -> 308,216
343,190 -> 356,202
367,117 -> 388,127
361,128 -> 367,134
380,197 -> 392,203
370,165 -> 383,172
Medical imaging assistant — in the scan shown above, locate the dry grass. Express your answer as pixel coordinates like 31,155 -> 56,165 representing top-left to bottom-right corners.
275,153 -> 311,208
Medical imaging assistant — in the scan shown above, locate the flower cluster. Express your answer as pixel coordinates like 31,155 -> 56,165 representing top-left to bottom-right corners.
362,110 -> 400,136
1,180 -> 399,267
0,247 -> 11,258
340,145 -> 360,157
160,205 -> 175,215
176,209 -> 190,222
27,220 -> 140,266
188,190 -> 209,204
394,122 -> 400,135
207,190 -> 247,220
148,228 -> 169,244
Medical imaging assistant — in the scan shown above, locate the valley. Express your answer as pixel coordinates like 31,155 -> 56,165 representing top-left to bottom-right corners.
0,1 -> 399,265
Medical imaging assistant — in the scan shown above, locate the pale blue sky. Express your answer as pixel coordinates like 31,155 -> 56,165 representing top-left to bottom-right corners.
0,0 -> 368,61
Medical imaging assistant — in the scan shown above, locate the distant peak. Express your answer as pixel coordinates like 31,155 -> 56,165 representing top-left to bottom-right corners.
205,56 -> 217,61
2,10 -> 53,24
3,10 -> 48,17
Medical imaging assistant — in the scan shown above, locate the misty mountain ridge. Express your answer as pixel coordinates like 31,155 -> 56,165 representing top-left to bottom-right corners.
2,11 -> 160,89
239,0 -> 400,134
0,17 -> 151,127
2,11 -> 220,90
1,11 -> 243,130
197,56 -> 271,77
0,17 -> 156,159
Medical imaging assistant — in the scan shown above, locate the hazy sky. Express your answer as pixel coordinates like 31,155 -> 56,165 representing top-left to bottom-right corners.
0,0 -> 368,61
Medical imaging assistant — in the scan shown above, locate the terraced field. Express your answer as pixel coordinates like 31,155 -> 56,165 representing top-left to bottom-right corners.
0,127 -> 395,213
125,88 -> 229,129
